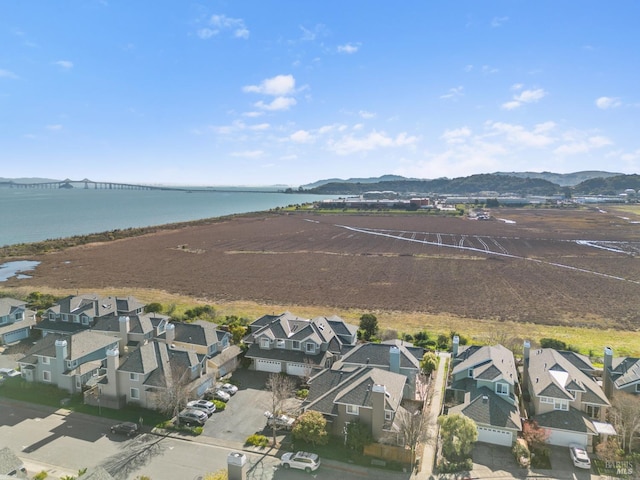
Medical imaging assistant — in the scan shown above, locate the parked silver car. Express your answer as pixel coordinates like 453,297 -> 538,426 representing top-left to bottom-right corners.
177,408 -> 208,426
187,399 -> 216,416
280,451 -> 320,473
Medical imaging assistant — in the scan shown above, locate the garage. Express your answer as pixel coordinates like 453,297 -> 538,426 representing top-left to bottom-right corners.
285,362 -> 309,377
547,429 -> 587,447
1,327 -> 29,345
477,426 -> 514,446
256,359 -> 282,373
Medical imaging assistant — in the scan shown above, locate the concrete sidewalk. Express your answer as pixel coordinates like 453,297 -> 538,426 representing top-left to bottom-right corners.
412,351 -> 449,480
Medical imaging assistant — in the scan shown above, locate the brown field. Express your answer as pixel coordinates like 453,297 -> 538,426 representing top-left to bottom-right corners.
3,205 -> 640,353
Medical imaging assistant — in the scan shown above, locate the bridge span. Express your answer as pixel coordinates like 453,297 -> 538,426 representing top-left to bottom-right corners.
0,179 -> 192,191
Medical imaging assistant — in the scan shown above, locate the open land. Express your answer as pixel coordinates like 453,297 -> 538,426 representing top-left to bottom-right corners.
3,205 -> 640,354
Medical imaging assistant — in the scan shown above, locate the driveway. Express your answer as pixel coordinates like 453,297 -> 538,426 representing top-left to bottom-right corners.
203,369 -> 302,444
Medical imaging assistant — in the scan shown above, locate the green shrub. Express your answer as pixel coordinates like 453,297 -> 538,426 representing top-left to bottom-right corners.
245,434 -> 269,447
213,400 -> 226,411
33,472 -> 48,480
296,388 -> 309,399
437,457 -> 473,473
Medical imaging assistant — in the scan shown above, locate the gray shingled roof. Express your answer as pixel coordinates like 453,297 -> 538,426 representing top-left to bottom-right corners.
449,387 -> 522,430
304,366 -> 406,417
244,343 -> 329,367
527,348 -> 609,406
453,344 -> 517,385
610,357 -> 640,389
0,298 -> 26,316
339,342 -> 422,370
532,407 -> 598,435
172,320 -> 220,347
18,331 -> 119,363
0,448 -> 25,477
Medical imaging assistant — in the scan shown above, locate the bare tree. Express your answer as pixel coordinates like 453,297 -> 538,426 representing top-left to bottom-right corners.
610,392 -> 640,453
152,360 -> 194,420
265,373 -> 296,446
395,405 -> 428,467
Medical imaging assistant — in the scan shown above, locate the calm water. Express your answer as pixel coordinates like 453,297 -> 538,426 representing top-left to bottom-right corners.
0,187 -> 333,247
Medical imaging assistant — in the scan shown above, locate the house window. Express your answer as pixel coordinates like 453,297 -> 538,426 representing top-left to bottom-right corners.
467,368 -> 474,378
585,404 -> 600,418
554,398 -> 569,411
540,396 -> 553,404
73,315 -> 80,324
49,312 -> 55,320
16,311 -> 23,320
62,314 -> 69,322
636,384 -> 640,393
42,357 -> 50,365
43,371 -> 51,382
346,404 -> 359,415
130,388 -> 140,399
276,339 -> 285,349
292,340 -> 300,350
260,338 -> 270,349
305,342 -> 316,354
130,373 -> 139,381
82,317 -> 89,325
496,383 -> 509,395
66,360 -> 77,369
385,410 -> 393,421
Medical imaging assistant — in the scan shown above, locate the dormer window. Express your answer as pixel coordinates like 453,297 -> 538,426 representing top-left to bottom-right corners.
467,368 -> 474,378
276,339 -> 285,349
292,340 -> 300,350
346,404 -> 359,415
260,338 -> 270,349
305,342 -> 316,354
636,384 -> 640,393
496,383 -> 509,395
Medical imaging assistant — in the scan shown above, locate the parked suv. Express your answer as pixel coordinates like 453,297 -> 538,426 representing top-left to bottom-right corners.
569,444 -> 591,469
280,451 -> 320,473
187,399 -> 216,416
177,408 -> 208,427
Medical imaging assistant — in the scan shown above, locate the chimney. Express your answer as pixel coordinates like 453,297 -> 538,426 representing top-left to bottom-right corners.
103,347 -> 120,398
603,346 -> 614,398
166,323 -> 176,345
119,316 -> 130,350
371,384 -> 386,440
452,335 -> 460,357
55,338 -> 68,375
389,346 -> 400,373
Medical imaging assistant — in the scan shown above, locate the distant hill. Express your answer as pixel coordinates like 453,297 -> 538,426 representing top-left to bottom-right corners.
302,174 -> 419,189
492,171 -> 622,187
0,177 -> 61,184
573,174 -> 640,195
306,173 -> 564,196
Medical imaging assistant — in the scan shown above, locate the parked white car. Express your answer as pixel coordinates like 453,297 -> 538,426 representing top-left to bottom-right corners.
187,399 -> 216,416
280,451 -> 320,473
220,383 -> 238,395
569,444 -> 591,469
265,411 -> 295,430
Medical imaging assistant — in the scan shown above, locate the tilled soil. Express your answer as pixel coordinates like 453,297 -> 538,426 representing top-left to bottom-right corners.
7,207 -> 640,329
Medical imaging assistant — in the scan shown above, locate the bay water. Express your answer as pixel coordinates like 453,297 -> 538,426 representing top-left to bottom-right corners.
0,186 -> 333,247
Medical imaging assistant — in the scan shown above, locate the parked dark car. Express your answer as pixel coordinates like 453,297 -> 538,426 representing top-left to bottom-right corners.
110,422 -> 139,437
177,408 -> 208,426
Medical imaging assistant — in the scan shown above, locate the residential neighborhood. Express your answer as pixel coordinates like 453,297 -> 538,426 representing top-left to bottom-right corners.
0,293 -> 638,480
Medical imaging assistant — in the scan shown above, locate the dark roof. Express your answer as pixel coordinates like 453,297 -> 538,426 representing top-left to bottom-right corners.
244,343 -> 329,367
339,343 -> 422,370
18,331 -> 119,363
533,407 -> 597,435
34,319 -> 87,334
449,387 -> 522,430
610,357 -> 640,389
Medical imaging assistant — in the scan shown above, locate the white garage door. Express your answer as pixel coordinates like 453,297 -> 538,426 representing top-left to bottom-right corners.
2,328 -> 28,344
477,426 -> 514,446
286,363 -> 308,376
547,429 -> 587,447
256,359 -> 281,373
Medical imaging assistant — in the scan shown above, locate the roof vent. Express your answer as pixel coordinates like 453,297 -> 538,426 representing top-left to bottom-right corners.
366,358 -> 370,364
482,395 -> 489,403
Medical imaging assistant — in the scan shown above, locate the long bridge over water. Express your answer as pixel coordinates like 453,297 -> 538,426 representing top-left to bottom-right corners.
0,178 -> 191,191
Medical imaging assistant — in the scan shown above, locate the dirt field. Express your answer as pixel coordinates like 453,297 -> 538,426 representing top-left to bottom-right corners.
4,205 -> 640,333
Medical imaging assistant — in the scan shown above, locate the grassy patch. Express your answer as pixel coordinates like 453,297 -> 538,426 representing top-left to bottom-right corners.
0,377 -> 167,426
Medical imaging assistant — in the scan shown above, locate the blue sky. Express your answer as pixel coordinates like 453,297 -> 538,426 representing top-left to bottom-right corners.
1,1 -> 639,186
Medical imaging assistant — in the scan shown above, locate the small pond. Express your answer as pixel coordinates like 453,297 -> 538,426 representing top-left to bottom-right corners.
0,260 -> 40,282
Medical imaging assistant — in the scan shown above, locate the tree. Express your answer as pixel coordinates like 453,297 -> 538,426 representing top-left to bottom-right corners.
152,360 -> 193,419
292,410 -> 329,446
144,302 -> 163,313
610,392 -> 640,453
437,414 -> 478,461
359,313 -> 379,341
522,420 -> 550,457
396,406 -> 428,466
265,373 -> 296,446
420,351 -> 438,377
345,420 -> 373,453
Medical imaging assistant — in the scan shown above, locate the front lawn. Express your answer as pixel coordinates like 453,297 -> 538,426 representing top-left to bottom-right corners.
0,376 -> 167,426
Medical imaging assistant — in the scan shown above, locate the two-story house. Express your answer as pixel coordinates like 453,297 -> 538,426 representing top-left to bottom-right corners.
602,346 -> 640,399
302,365 -> 407,441
92,313 -> 169,353
91,340 -> 210,410
523,341 -> 612,449
38,294 -> 145,336
159,321 -> 240,378
244,312 -> 358,376
447,338 -> 521,446
0,297 -> 35,345
336,340 -> 425,400
17,330 -> 120,393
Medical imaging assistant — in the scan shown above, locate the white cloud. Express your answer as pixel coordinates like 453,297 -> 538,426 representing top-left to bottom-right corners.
243,74 -> 296,96
487,121 -> 555,148
337,43 -> 359,54
441,127 -> 472,144
254,96 -> 297,111
207,14 -> 249,39
46,124 -> 63,131
242,111 -> 264,118
440,86 -> 464,100
299,24 -> 328,42
554,134 -> 613,155
595,96 -> 622,109
481,65 -> 499,74
249,123 -> 270,131
328,131 -> 418,155
511,83 -> 524,91
0,69 -> 19,79
491,16 -> 509,27
231,150 -> 263,158
502,88 -> 547,110
290,130 -> 314,143
359,110 -> 376,119
54,60 -> 74,69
